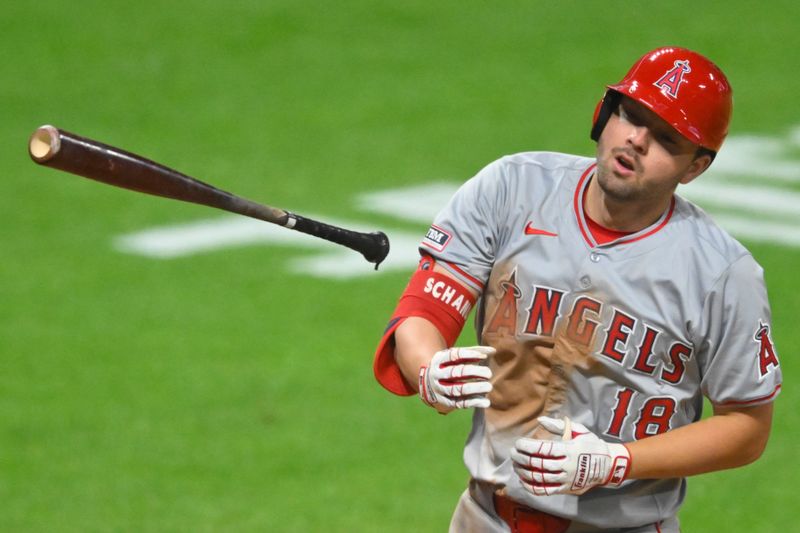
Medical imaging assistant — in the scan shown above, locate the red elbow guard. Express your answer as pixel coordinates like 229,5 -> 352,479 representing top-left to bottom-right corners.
373,257 -> 478,395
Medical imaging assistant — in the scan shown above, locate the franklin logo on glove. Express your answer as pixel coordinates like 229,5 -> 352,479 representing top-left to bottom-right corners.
573,454 -> 591,490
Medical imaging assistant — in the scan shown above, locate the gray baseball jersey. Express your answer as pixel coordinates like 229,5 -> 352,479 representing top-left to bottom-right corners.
419,151 -> 782,528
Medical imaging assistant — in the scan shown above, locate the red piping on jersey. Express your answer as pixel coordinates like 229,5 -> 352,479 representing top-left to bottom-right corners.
574,163 -> 676,247
717,384 -> 782,407
444,260 -> 485,290
574,164 -> 597,246
615,198 -> 675,245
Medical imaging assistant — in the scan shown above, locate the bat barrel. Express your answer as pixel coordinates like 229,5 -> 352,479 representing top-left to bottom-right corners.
29,125 -> 288,224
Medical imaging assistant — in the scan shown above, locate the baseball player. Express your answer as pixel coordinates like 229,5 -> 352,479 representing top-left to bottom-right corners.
373,46 -> 782,532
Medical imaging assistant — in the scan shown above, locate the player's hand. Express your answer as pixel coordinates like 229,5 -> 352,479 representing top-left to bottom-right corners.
418,346 -> 495,414
511,416 -> 631,495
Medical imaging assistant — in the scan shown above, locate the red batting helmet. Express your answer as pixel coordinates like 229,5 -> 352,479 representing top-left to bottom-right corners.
590,46 -> 733,153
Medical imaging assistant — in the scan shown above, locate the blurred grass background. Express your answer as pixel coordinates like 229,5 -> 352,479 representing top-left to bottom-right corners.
1,1 -> 797,531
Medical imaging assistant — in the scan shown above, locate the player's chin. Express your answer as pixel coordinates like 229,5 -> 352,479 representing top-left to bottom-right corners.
596,170 -> 639,200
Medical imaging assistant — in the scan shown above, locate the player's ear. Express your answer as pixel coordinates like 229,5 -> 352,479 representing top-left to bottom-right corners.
679,153 -> 713,185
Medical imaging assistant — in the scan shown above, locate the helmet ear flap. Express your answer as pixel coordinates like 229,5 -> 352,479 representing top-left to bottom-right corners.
590,90 -> 621,142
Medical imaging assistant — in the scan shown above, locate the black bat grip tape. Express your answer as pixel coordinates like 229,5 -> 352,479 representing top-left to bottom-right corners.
288,213 -> 390,269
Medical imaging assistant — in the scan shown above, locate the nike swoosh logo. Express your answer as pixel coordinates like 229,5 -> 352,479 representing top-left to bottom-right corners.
524,221 -> 558,237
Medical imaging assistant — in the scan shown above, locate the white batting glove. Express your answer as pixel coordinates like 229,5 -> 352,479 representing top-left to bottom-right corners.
511,416 -> 631,496
418,346 -> 495,413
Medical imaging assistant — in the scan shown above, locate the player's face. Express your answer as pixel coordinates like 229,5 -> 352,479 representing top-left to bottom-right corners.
595,96 -> 711,204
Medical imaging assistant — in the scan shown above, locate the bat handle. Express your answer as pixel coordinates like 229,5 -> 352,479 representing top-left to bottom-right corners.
286,213 -> 390,269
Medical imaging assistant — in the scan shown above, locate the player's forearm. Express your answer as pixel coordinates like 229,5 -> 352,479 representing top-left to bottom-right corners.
393,316 -> 448,392
625,402 -> 773,479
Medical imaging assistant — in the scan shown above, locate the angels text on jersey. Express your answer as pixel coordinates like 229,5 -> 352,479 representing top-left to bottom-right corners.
483,267 -> 780,439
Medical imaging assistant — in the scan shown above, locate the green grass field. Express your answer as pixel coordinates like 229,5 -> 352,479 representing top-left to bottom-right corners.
2,2 -> 798,531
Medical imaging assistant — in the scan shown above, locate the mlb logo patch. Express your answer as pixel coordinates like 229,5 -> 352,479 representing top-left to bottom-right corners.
422,224 -> 452,252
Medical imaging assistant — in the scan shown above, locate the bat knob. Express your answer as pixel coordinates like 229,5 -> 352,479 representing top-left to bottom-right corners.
29,125 -> 62,163
366,231 -> 391,270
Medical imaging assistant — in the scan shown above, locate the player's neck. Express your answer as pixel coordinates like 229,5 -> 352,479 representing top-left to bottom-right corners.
584,176 -> 673,233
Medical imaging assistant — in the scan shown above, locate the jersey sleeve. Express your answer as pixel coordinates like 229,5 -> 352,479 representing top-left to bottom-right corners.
419,158 -> 510,289
696,254 -> 783,407
372,161 -> 509,395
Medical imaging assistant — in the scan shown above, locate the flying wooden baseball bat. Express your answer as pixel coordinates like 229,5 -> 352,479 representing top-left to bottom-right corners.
28,125 -> 390,268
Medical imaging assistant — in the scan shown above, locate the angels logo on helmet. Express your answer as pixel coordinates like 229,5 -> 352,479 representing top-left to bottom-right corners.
653,59 -> 692,99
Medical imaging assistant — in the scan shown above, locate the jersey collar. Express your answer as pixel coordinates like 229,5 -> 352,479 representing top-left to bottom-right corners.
573,164 -> 676,249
